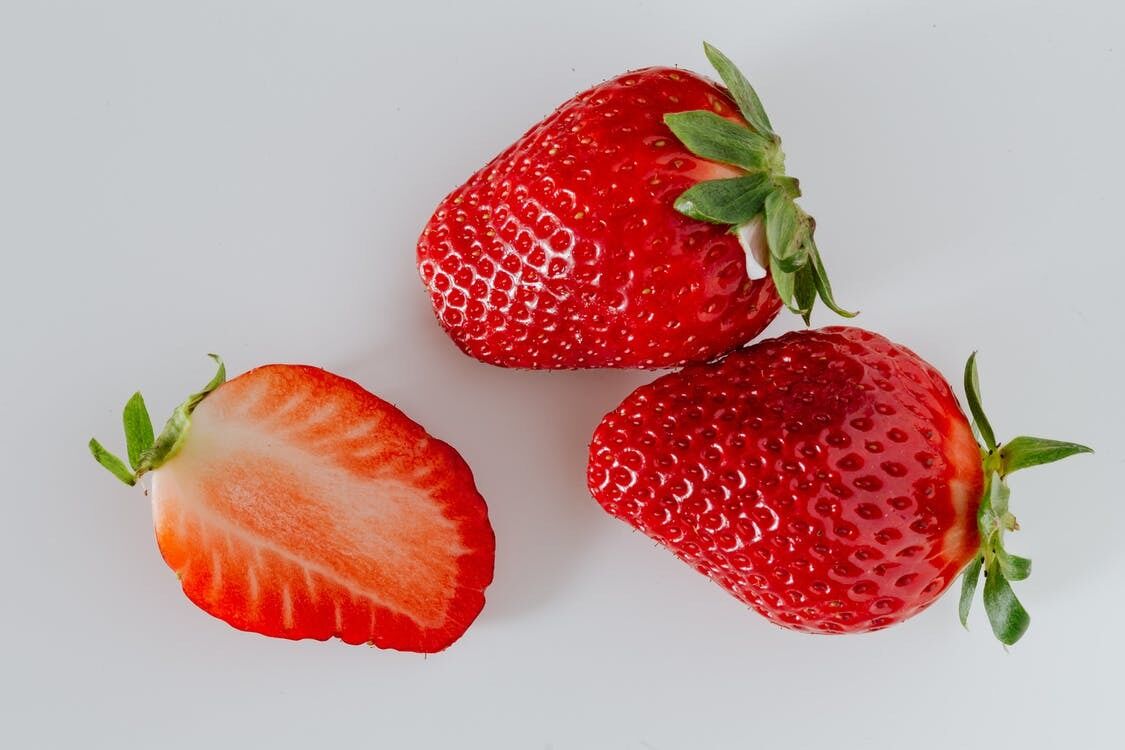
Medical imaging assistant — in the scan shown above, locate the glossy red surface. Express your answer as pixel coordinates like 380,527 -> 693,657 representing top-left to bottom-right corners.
418,67 -> 781,369
588,327 -> 983,633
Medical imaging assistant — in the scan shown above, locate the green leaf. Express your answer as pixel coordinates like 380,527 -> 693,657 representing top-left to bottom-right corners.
808,239 -> 857,318
772,241 -> 809,274
997,548 -> 1032,581
773,175 -> 801,198
793,263 -> 816,325
1000,436 -> 1093,475
702,42 -> 775,138
122,392 -> 154,471
188,353 -> 226,410
976,471 -> 996,538
664,111 -> 773,172
983,563 -> 1031,645
770,261 -> 796,311
963,352 -> 997,451
673,174 -> 773,225
89,438 -> 136,486
958,556 -> 983,628
990,472 -> 1011,519
138,354 -> 227,476
764,191 -> 801,267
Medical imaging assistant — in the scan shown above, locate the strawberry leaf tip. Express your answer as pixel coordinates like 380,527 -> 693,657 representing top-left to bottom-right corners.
963,352 -> 997,451
90,355 -> 227,486
123,392 -> 154,471
666,42 -> 854,324
999,436 -> 1093,474
957,555 -> 983,628
983,556 -> 1031,646
89,438 -> 136,486
957,354 -> 1092,645
702,41 -> 775,138
663,111 -> 774,172
673,173 -> 773,225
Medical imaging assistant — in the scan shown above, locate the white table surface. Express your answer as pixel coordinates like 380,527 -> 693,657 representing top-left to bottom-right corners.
2,1 -> 1122,747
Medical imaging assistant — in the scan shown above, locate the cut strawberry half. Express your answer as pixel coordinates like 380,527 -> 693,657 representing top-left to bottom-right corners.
90,356 -> 494,652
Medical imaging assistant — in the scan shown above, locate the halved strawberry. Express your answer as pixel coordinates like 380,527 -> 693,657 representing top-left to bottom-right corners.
90,356 -> 494,652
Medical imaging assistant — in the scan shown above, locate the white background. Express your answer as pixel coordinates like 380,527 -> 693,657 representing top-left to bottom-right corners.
2,1 -> 1122,747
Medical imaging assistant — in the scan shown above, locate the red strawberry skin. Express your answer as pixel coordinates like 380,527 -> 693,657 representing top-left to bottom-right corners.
587,327 -> 983,633
150,365 -> 494,652
417,67 -> 781,369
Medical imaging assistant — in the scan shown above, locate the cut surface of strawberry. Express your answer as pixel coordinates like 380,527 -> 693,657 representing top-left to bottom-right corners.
91,358 -> 494,652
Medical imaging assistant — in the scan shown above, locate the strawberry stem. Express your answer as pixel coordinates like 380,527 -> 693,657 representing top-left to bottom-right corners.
956,353 -> 1092,645
89,355 -> 227,486
664,42 -> 856,323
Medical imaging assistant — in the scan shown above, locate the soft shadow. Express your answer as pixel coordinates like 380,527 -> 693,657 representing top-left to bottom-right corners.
334,301 -> 652,620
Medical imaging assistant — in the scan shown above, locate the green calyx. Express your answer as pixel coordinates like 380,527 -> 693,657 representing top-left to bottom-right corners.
664,42 -> 855,324
89,354 -> 226,486
956,353 -> 1092,645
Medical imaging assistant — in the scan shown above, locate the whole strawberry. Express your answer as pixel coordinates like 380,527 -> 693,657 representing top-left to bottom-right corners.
587,327 -> 1089,643
418,43 -> 852,369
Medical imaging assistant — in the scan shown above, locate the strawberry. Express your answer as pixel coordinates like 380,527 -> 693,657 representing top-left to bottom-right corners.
90,356 -> 494,652
417,43 -> 852,369
587,327 -> 1089,643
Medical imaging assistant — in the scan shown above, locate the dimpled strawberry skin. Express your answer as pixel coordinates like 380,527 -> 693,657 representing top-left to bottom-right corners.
587,327 -> 984,633
417,67 -> 781,369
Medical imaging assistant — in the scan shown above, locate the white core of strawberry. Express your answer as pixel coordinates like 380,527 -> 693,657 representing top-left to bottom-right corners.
736,217 -> 770,280
150,390 -> 468,628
